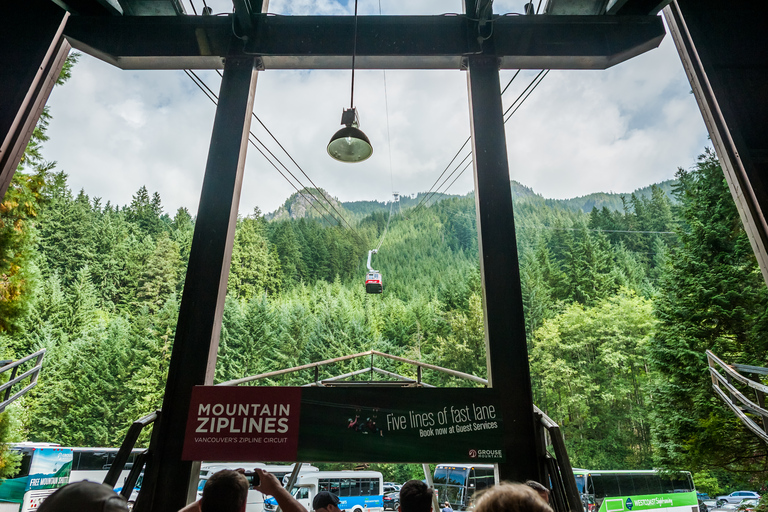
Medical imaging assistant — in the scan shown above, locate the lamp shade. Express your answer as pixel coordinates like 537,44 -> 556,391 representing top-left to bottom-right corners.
327,126 -> 373,163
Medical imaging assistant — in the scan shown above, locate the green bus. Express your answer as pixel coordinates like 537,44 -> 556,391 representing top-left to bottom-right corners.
573,470 -> 698,512
0,445 -> 72,512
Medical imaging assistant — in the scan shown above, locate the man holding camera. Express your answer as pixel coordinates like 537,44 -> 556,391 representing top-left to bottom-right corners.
178,468 -> 307,512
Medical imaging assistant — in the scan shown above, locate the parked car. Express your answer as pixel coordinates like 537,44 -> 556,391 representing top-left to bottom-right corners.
699,494 -> 711,500
384,491 -> 400,511
717,492 -> 762,505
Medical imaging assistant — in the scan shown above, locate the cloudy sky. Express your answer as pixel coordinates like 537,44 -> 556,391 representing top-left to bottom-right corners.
43,0 -> 710,217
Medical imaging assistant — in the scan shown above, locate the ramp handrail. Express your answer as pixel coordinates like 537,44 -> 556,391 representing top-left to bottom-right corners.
0,349 -> 46,412
706,350 -> 768,443
534,406 -> 584,512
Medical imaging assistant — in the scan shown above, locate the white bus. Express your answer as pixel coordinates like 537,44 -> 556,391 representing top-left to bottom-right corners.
265,471 -> 384,512
197,463 -> 319,512
66,447 -> 145,489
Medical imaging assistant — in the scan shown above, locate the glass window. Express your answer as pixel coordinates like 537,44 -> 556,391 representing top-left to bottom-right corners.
616,475 -> 635,496
77,451 -> 112,470
574,475 -> 586,494
340,478 -> 353,497
297,488 -> 309,500
632,475 -> 661,495
592,474 -> 621,499
9,451 -> 33,479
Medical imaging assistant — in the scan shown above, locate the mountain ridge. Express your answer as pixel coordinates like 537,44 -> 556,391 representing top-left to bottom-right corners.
265,179 -> 678,221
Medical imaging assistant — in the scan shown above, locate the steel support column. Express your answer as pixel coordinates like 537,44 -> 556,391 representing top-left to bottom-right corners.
1,0 -> 70,199
140,55 -> 259,512
466,54 -> 540,483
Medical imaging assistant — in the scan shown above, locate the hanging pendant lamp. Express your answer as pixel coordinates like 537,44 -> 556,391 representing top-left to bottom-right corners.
327,0 -> 373,163
327,108 -> 373,163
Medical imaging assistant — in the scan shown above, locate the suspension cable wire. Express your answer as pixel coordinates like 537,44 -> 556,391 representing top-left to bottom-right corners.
418,69 -> 551,200
211,68 -> 361,239
527,226 -> 676,234
409,137 -> 472,215
503,69 -> 546,119
374,199 -> 395,252
378,0 -> 396,199
185,70 -> 343,229
504,69 -> 549,123
410,151 -> 473,215
408,70 -> 540,216
185,70 -> 369,247
247,134 -> 349,231
500,69 -> 521,95
247,136 -> 345,229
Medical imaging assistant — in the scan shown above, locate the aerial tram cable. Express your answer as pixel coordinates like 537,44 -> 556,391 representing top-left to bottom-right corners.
190,69 -> 361,237
408,70 -> 529,216
212,68 -> 359,233
185,70 -> 345,231
185,70 -> 369,247
411,69 -> 550,210
364,193 -> 396,294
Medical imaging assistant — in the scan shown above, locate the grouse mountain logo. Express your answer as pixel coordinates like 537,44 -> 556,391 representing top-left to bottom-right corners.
469,449 -> 477,458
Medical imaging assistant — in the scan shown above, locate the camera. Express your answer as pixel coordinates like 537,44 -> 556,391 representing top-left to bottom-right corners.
244,471 -> 260,488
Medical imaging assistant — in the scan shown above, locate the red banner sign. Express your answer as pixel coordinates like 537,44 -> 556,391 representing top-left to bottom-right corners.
182,386 -> 302,461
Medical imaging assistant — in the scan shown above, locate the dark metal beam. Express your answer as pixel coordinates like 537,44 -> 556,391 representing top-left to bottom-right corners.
466,53 -> 540,483
1,0 -> 70,200
664,0 -> 768,286
63,14 -> 665,70
138,54 -> 259,512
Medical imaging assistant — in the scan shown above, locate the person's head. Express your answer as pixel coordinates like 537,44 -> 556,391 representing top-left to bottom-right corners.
399,480 -> 434,512
474,482 -> 553,512
524,481 -> 550,504
38,481 -> 129,512
313,491 -> 341,512
445,502 -> 452,508
201,470 -> 249,512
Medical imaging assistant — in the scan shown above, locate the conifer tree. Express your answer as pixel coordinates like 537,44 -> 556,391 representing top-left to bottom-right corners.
650,149 -> 768,474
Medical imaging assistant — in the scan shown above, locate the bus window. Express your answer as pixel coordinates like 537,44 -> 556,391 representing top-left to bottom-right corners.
631,475 -> 662,495
469,467 -> 494,493
615,474 -> 635,496
591,474 -> 621,499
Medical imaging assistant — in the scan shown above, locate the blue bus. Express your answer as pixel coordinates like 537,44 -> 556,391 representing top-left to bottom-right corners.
265,471 -> 384,512
0,445 -> 72,512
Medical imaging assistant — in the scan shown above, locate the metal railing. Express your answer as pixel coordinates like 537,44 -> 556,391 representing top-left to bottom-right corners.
104,410 -> 160,510
0,349 -> 46,412
535,406 -> 584,512
706,350 -> 768,443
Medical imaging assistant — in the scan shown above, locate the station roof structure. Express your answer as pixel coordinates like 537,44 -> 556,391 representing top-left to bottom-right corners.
3,1 -> 767,511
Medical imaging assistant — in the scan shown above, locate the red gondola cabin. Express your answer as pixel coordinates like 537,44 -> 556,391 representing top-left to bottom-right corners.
365,271 -> 383,294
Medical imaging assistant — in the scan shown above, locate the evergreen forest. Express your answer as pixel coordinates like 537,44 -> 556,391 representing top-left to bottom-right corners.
2,57 -> 768,493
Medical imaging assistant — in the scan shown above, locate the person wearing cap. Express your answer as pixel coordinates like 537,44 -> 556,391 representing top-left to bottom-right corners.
313,490 -> 342,512
37,481 -> 129,512
399,480 -> 434,512
254,468 -> 309,512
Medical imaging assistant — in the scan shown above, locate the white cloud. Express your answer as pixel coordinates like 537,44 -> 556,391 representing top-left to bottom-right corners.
43,3 -> 708,216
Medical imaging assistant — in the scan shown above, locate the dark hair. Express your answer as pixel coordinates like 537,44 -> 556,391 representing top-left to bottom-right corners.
400,480 -> 433,512
201,470 -> 249,512
474,482 -> 553,512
